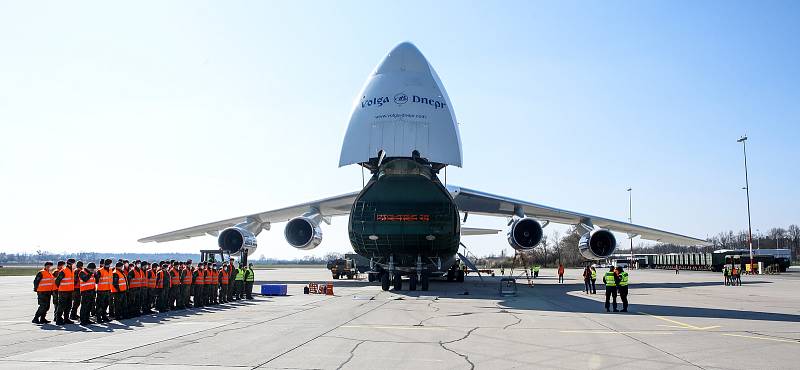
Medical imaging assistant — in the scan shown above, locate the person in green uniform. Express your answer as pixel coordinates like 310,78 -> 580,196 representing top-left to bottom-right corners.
616,266 -> 629,312
603,266 -> 620,312
244,263 -> 255,300
234,263 -> 245,300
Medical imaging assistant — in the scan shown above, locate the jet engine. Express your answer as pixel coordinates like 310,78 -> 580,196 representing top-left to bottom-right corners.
507,217 -> 544,250
217,227 -> 258,256
578,229 -> 617,260
284,216 -> 323,250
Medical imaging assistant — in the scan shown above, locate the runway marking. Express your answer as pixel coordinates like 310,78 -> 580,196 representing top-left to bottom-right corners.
639,312 -> 720,330
723,333 -> 800,344
341,325 -> 445,330
559,330 -> 673,335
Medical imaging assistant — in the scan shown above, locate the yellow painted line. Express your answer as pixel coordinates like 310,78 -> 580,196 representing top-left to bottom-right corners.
639,312 -> 719,330
723,333 -> 800,344
340,325 -> 445,330
560,330 -> 673,335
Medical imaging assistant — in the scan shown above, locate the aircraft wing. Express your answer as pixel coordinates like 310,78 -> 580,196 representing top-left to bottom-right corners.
449,185 -> 710,246
138,191 -> 360,243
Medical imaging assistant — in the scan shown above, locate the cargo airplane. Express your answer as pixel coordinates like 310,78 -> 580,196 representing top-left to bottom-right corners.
140,42 -> 709,291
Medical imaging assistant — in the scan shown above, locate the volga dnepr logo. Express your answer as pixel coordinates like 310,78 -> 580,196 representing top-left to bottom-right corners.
362,93 -> 447,110
394,93 -> 408,105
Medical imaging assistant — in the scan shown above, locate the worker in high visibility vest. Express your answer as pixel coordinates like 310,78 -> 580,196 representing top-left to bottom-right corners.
32,261 -> 55,324
54,259 -> 76,325
193,263 -> 205,308
617,266 -> 629,312
70,261 -> 83,321
590,266 -> 597,294
244,263 -> 255,300
219,262 -> 230,304
111,262 -> 128,320
143,262 -> 156,313
533,265 -> 540,278
127,260 -> 142,317
234,263 -> 245,300
168,261 -> 181,310
182,261 -> 193,308
603,266 -> 620,312
95,259 -> 113,323
210,264 -> 219,305
226,258 -> 236,301
157,262 -> 170,312
78,262 -> 97,325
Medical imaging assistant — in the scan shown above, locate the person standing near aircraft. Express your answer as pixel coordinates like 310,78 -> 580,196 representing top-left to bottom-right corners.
54,259 -> 76,325
533,265 -> 540,279
582,266 -> 591,293
234,263 -> 245,300
193,263 -> 204,307
111,262 -> 128,320
219,262 -> 230,303
32,261 -> 55,324
617,266 -> 629,312
169,261 -> 180,310
95,259 -> 113,323
244,263 -> 255,300
557,264 -> 565,283
70,261 -> 83,321
603,266 -> 620,312
78,262 -> 97,325
227,258 -> 236,301
590,266 -> 597,294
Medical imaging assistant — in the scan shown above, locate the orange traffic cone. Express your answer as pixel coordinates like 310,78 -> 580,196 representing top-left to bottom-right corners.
326,282 -> 334,295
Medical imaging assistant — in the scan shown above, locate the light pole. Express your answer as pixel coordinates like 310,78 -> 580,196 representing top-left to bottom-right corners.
737,135 -> 754,273
627,187 -> 634,268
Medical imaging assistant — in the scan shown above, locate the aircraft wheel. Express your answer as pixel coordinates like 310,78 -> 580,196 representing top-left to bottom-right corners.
393,272 -> 403,291
409,274 -> 418,291
456,269 -> 465,282
381,272 -> 390,291
421,274 -> 430,291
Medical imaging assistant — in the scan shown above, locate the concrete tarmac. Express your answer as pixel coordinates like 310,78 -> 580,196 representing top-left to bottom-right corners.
1,267 -> 799,369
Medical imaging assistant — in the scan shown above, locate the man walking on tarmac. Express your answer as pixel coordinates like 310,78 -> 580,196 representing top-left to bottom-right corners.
557,264 -> 565,283
32,261 -> 55,324
616,266 -> 629,312
603,266 -> 620,312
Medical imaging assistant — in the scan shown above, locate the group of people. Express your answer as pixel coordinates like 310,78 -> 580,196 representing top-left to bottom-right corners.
32,257 -> 258,326
723,265 -> 742,286
602,266 -> 629,312
582,266 -> 597,294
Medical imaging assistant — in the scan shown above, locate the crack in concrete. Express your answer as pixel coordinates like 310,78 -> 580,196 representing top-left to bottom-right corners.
439,327 -> 478,370
500,310 -> 523,330
335,339 -> 365,370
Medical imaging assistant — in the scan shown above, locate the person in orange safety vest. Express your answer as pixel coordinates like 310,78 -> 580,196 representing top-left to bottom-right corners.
32,261 -> 55,324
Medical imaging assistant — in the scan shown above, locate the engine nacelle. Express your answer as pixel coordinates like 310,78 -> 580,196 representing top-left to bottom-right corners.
578,229 -> 617,260
507,217 -> 544,250
217,227 -> 258,256
284,216 -> 323,250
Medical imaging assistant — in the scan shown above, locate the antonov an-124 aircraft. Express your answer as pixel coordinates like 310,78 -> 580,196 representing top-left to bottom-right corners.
140,42 -> 709,291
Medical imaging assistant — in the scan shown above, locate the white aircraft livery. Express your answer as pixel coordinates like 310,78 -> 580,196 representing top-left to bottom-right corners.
140,42 -> 709,291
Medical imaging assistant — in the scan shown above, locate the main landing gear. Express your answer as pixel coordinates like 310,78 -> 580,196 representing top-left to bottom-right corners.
377,271 -> 430,292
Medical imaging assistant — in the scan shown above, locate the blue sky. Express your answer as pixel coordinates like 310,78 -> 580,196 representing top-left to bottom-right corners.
1,1 -> 798,259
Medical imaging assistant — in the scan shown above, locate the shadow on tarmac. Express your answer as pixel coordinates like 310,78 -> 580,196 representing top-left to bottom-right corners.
349,276 -> 800,324
36,299 -> 263,332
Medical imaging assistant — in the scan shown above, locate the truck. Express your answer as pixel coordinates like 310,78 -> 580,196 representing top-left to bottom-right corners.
327,258 -> 356,279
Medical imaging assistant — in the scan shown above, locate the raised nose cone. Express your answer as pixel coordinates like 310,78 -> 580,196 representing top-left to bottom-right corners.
339,42 -> 463,168
374,42 -> 430,75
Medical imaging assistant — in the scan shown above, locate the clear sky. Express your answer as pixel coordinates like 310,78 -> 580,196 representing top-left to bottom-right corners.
1,1 -> 798,259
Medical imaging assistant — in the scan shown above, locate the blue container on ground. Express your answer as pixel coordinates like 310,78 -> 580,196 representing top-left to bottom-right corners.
260,284 -> 288,296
